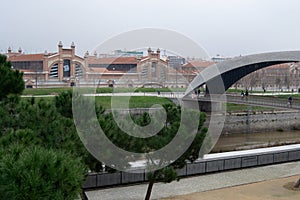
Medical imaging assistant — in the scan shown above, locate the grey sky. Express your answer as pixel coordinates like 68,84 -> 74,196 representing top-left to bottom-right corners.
1,0 -> 300,58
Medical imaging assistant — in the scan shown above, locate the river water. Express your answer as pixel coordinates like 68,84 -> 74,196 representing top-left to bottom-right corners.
212,130 -> 300,153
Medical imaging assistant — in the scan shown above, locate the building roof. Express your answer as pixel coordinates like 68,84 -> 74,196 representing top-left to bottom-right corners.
183,61 -> 215,69
87,56 -> 138,65
8,54 -> 45,62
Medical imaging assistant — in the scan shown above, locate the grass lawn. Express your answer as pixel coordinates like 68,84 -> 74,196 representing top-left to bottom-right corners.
22,95 -> 275,112
225,102 -> 274,112
22,88 -> 72,95
20,95 -> 173,110
22,87 -> 186,95
95,96 -> 174,109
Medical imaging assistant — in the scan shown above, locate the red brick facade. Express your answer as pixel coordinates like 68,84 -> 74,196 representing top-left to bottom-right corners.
5,42 -> 194,88
5,42 -> 300,90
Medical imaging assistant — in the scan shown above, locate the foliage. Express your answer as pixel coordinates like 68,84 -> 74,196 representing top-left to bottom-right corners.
0,54 -> 24,100
98,103 -> 207,200
55,91 -> 73,118
0,95 -> 104,170
0,144 -> 86,200
225,103 -> 273,112
1,84 -> 207,200
143,107 -> 207,200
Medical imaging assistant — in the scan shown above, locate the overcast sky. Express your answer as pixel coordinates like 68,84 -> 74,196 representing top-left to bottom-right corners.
1,0 -> 300,58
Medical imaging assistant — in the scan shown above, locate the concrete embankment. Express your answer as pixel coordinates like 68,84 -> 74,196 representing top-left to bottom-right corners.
221,110 -> 300,134
105,108 -> 300,134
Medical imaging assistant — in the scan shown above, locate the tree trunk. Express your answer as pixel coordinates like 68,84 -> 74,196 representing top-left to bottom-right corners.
145,180 -> 155,200
294,178 -> 300,188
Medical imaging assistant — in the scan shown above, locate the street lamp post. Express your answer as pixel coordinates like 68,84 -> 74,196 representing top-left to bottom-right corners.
112,67 -> 115,94
175,63 -> 179,88
35,64 -> 38,88
35,70 -> 38,88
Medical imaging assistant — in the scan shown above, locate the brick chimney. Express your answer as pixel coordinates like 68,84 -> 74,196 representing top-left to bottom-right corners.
71,42 -> 75,57
157,48 -> 160,59
148,47 -> 152,57
58,41 -> 63,54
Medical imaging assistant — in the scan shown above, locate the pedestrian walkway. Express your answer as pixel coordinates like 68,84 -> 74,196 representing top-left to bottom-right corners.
85,161 -> 300,200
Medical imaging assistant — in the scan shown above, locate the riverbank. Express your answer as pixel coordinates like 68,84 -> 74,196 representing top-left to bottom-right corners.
213,110 -> 300,134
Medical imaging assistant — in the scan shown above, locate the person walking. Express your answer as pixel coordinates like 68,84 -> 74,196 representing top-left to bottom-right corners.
245,90 -> 249,100
288,95 -> 293,107
241,90 -> 245,100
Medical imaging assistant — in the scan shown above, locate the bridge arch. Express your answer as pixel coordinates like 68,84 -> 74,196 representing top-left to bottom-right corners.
187,51 -> 300,95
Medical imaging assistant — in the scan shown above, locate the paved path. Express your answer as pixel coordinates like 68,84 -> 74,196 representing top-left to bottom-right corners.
85,161 -> 300,200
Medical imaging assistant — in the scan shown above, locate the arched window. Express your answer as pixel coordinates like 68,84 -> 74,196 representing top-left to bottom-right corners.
49,64 -> 58,78
75,64 -> 83,78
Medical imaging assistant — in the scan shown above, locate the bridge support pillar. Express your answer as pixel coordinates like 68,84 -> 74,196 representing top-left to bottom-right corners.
182,99 -> 223,113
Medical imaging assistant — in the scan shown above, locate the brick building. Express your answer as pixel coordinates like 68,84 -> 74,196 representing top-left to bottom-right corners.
5,42 -> 193,88
7,42 -> 85,87
7,42 -> 297,91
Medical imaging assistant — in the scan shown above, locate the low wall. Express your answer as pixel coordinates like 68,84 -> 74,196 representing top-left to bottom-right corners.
221,110 -> 300,134
82,146 -> 300,189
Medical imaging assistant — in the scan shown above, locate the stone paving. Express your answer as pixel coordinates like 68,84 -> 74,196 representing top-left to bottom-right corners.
85,161 -> 300,200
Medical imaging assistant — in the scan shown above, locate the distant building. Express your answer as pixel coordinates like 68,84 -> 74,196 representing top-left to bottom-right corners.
235,62 -> 300,91
7,42 -> 85,88
5,43 -> 193,88
113,50 -> 143,57
12,42 -> 297,91
168,56 -> 186,69
211,55 -> 230,63
85,48 -> 170,87
181,60 -> 216,83
97,50 -> 143,58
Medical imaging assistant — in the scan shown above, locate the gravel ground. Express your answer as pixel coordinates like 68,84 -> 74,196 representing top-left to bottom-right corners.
163,176 -> 300,200
85,161 -> 300,200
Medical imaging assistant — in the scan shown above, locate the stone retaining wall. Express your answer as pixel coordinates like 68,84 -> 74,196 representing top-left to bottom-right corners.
104,108 -> 300,134
221,110 -> 300,134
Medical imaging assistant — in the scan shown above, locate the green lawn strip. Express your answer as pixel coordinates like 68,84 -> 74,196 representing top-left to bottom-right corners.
22,88 -> 72,95
95,96 -> 173,109
225,102 -> 274,112
20,95 -> 173,110
23,87 -> 187,95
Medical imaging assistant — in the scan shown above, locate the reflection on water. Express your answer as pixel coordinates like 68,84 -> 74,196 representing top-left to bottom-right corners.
212,130 -> 300,153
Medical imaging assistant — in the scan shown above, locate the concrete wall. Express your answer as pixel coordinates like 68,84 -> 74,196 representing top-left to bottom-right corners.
221,111 -> 300,134
82,148 -> 300,189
